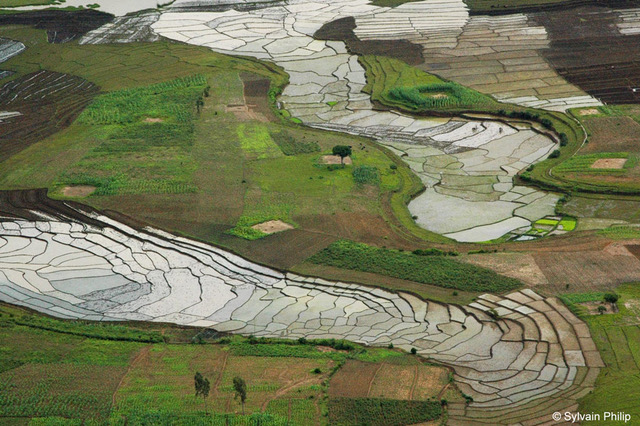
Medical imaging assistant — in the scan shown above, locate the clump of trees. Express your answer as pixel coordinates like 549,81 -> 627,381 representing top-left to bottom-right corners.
233,376 -> 248,415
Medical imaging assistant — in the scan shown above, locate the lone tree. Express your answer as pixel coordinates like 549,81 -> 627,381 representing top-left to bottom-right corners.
194,372 -> 211,412
332,145 -> 352,166
233,376 -> 247,415
604,293 -> 619,304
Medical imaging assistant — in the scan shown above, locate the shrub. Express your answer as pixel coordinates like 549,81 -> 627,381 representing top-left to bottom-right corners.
412,248 -> 458,257
410,347 -> 417,355
604,293 -> 619,304
549,149 -> 561,159
352,165 -> 380,185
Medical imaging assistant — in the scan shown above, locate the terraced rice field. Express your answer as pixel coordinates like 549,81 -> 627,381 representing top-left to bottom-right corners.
0,198 -> 602,424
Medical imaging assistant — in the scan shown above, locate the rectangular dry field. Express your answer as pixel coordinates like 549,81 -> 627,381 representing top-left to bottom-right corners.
329,359 -> 449,401
581,117 -> 640,153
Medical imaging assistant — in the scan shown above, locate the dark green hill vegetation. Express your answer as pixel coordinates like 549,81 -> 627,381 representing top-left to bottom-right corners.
308,240 -> 522,292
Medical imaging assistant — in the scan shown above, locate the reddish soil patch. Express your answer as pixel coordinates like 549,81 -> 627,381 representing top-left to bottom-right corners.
62,185 -> 96,198
314,16 -> 424,65
581,116 -> 640,153
579,108 -> 600,116
591,158 -> 628,169
251,220 -> 294,234
0,70 -> 99,162
322,155 -> 352,165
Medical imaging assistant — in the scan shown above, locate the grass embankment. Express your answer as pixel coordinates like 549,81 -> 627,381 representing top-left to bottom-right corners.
307,240 -> 522,293
0,304 -> 454,425
561,284 -> 640,422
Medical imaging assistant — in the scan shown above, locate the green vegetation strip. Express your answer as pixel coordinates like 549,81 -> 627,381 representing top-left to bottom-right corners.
328,398 -> 442,426
308,240 -> 521,292
0,307 -> 163,343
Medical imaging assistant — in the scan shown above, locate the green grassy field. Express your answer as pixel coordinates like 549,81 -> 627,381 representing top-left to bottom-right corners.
0,304 -> 453,425
562,284 -> 640,423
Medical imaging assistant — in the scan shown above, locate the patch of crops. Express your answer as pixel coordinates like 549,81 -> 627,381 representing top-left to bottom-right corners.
352,165 -> 380,185
80,75 -> 207,125
0,363 -> 124,421
270,130 -> 320,155
57,75 -> 207,197
388,82 -> 491,110
112,411 -> 290,426
266,399 -> 318,425
328,398 -> 442,426
307,240 -> 522,292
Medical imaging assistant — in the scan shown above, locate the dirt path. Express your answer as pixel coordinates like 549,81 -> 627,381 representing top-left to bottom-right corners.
260,375 -> 319,411
408,364 -> 419,400
366,363 -> 384,397
112,345 -> 151,407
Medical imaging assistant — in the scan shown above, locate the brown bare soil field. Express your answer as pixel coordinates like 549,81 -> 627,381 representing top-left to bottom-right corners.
62,185 -> 96,197
251,219 -> 294,234
330,360 -> 450,401
0,70 -> 99,162
532,247 -> 640,292
314,16 -> 424,65
412,366 -> 450,401
592,158 -> 628,169
532,6 -> 640,104
241,73 -> 276,122
368,364 -> 416,400
460,252 -> 550,288
329,360 -> 386,398
321,155 -> 352,165
579,108 -> 600,116
581,117 -> 640,153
